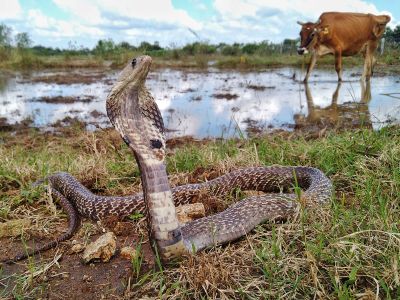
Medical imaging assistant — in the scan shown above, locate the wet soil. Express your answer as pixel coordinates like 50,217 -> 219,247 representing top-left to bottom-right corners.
212,93 -> 239,100
0,221 -> 156,299
33,95 -> 95,104
29,72 -> 107,85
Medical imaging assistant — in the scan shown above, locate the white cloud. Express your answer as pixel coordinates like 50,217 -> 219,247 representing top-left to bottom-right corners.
0,0 -> 22,20
3,0 -> 396,48
214,0 -> 381,20
52,0 -> 103,24
52,0 -> 201,30
27,9 -> 104,39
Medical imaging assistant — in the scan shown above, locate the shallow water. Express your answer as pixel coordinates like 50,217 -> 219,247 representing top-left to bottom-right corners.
0,67 -> 399,138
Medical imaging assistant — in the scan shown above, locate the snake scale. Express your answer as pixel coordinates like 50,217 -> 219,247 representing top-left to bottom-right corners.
4,55 -> 332,263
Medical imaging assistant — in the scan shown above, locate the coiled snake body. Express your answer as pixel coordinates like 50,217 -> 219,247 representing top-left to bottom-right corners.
5,56 -> 332,263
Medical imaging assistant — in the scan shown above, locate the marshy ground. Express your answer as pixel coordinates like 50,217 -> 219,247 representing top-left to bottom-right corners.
1,64 -> 400,138
0,123 -> 399,299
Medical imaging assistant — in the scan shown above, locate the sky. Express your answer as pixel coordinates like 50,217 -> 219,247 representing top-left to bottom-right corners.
0,0 -> 398,49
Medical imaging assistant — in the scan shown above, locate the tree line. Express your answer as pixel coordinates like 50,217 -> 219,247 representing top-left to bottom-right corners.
1,22 -> 399,59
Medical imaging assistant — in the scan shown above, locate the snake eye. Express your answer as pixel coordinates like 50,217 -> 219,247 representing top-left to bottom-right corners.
131,58 -> 137,67
150,139 -> 163,149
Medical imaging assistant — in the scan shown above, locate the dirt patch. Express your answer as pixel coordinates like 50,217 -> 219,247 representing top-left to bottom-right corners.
33,95 -> 95,104
180,88 -> 196,93
30,72 -> 106,85
0,117 -> 35,132
246,84 -> 267,91
0,222 -> 155,299
51,116 -> 87,129
89,110 -> 106,118
212,93 -> 239,100
242,118 -> 265,135
190,95 -> 202,101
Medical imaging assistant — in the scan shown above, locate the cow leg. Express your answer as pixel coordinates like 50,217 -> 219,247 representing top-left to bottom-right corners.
362,53 -> 373,81
304,53 -> 318,82
334,51 -> 343,82
362,42 -> 378,81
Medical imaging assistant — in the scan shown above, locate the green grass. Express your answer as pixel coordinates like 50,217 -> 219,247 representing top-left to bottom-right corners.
0,126 -> 399,298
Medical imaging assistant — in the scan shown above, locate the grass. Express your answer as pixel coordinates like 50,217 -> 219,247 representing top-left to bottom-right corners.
0,47 -> 399,71
0,125 -> 399,298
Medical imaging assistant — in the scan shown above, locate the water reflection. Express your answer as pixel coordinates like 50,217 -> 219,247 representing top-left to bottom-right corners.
0,67 -> 399,137
295,81 -> 372,130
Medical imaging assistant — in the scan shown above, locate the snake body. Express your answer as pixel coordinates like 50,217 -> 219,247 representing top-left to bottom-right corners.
5,55 -> 332,263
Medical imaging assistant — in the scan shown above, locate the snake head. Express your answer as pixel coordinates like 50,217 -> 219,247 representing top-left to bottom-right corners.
106,55 -> 152,118
106,55 -> 167,163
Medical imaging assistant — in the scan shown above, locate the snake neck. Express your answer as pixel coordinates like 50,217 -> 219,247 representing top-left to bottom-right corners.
138,160 -> 188,260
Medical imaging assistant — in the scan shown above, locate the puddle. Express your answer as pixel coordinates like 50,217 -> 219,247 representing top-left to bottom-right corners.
0,67 -> 399,138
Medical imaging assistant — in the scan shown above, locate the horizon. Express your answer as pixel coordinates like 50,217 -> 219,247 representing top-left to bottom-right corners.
1,0 -> 399,49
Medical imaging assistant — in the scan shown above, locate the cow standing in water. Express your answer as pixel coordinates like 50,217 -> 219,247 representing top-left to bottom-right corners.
297,12 -> 391,82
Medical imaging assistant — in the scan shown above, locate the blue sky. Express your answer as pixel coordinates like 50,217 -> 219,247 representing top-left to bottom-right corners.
1,0 -> 398,49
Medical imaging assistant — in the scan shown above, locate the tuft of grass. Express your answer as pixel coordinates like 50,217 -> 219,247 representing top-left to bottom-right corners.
0,125 -> 399,298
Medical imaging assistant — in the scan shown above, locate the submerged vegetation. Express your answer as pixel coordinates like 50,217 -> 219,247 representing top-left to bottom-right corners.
0,23 -> 400,70
0,126 -> 399,298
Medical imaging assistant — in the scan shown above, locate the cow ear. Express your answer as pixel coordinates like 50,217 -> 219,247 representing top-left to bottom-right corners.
373,23 -> 386,38
297,21 -> 305,26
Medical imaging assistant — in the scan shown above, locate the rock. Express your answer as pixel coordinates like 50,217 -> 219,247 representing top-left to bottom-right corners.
176,203 -> 206,224
82,274 -> 92,282
120,246 -> 138,260
0,219 -> 31,238
82,232 -> 116,263
70,243 -> 85,253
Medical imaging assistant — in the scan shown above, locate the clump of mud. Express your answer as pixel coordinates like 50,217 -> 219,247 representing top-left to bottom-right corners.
212,93 -> 239,100
30,72 -> 106,85
32,95 -> 95,104
246,84 -> 276,91
0,117 -> 35,132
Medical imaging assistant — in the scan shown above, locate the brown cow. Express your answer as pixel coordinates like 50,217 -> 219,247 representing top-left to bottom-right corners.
297,12 -> 391,82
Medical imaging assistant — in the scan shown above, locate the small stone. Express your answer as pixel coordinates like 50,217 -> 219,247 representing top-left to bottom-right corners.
82,274 -> 92,282
82,232 -> 117,263
120,246 -> 138,260
70,243 -> 85,253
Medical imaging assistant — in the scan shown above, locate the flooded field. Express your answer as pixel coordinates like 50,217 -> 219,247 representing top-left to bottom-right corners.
0,67 -> 399,138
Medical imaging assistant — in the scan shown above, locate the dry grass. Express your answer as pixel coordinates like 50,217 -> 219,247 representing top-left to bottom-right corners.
0,126 -> 399,299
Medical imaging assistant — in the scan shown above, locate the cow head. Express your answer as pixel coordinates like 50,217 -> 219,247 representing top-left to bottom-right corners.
297,20 -> 320,55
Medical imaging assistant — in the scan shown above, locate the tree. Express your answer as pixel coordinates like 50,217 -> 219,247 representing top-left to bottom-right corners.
0,23 -> 12,47
15,32 -> 32,49
384,25 -> 400,44
93,39 -> 116,56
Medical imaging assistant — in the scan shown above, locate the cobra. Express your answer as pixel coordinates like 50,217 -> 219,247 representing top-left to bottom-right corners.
4,56 -> 332,263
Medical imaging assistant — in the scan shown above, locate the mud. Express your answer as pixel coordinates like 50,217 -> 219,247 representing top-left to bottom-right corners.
212,93 -> 239,100
33,96 -> 95,104
30,72 -> 107,85
0,222 -> 155,299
